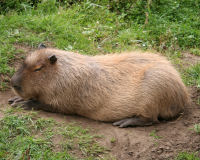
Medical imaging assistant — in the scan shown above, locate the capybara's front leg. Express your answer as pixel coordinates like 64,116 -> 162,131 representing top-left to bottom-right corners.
8,96 -> 55,112
113,116 -> 157,128
8,96 -> 24,105
8,96 -> 31,109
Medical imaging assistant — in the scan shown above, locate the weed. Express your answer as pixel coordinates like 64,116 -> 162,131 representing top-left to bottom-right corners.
197,98 -> 200,105
150,130 -> 162,139
0,81 -> 10,91
193,124 -> 200,134
110,137 -> 116,143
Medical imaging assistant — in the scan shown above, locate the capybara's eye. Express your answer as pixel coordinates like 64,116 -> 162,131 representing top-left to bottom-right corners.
34,66 -> 43,72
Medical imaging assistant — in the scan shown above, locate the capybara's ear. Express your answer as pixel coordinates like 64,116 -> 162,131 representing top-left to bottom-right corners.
48,55 -> 57,64
38,43 -> 46,49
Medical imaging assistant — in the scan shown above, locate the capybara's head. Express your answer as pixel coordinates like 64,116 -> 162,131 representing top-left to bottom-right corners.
11,44 -> 58,100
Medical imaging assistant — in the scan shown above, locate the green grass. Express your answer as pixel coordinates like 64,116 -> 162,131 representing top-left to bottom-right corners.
190,49 -> 200,56
0,0 -> 200,90
149,130 -> 162,140
175,152 -> 200,160
0,107 -> 110,160
197,98 -> 200,105
193,124 -> 200,134
110,137 -> 116,144
182,63 -> 200,87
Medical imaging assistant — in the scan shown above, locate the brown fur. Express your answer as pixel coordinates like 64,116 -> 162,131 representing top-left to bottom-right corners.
11,48 -> 191,123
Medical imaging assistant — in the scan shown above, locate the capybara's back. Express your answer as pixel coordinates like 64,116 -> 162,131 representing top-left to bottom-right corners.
90,52 -> 190,123
10,48 -> 191,127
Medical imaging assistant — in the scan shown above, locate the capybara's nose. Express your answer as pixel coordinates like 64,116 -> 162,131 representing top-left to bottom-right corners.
13,85 -> 21,91
11,75 -> 22,91
11,77 -> 16,87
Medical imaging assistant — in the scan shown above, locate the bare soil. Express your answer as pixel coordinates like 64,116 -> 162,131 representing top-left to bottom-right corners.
182,52 -> 200,67
0,90 -> 200,160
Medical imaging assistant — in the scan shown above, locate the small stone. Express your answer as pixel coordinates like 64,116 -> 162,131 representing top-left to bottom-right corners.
157,148 -> 164,154
128,151 -> 133,156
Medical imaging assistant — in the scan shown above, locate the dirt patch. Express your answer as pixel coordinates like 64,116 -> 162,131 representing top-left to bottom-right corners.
181,52 -> 200,67
0,91 -> 15,119
190,86 -> 200,105
0,90 -> 200,160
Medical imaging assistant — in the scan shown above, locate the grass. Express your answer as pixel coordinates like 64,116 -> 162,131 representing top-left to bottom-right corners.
193,124 -> 200,134
0,107 -> 110,160
182,63 -> 200,87
197,98 -> 200,105
149,130 -> 162,140
190,49 -> 200,56
175,152 -> 200,160
110,137 -> 116,144
182,62 -> 200,105
0,0 -> 200,90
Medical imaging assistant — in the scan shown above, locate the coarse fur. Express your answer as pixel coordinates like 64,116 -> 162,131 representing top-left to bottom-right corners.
10,48 -> 191,125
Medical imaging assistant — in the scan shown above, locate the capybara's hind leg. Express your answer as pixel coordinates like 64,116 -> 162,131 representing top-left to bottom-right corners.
113,116 -> 155,128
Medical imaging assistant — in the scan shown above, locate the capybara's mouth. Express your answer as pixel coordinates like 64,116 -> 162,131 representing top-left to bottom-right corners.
12,88 -> 31,101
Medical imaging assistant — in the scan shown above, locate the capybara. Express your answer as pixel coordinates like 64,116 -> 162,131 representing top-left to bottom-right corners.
9,44 -> 191,127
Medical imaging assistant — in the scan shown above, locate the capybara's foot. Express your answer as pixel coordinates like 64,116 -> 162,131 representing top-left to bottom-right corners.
9,97 -> 56,112
113,117 -> 155,128
8,96 -> 25,106
8,96 -> 37,110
